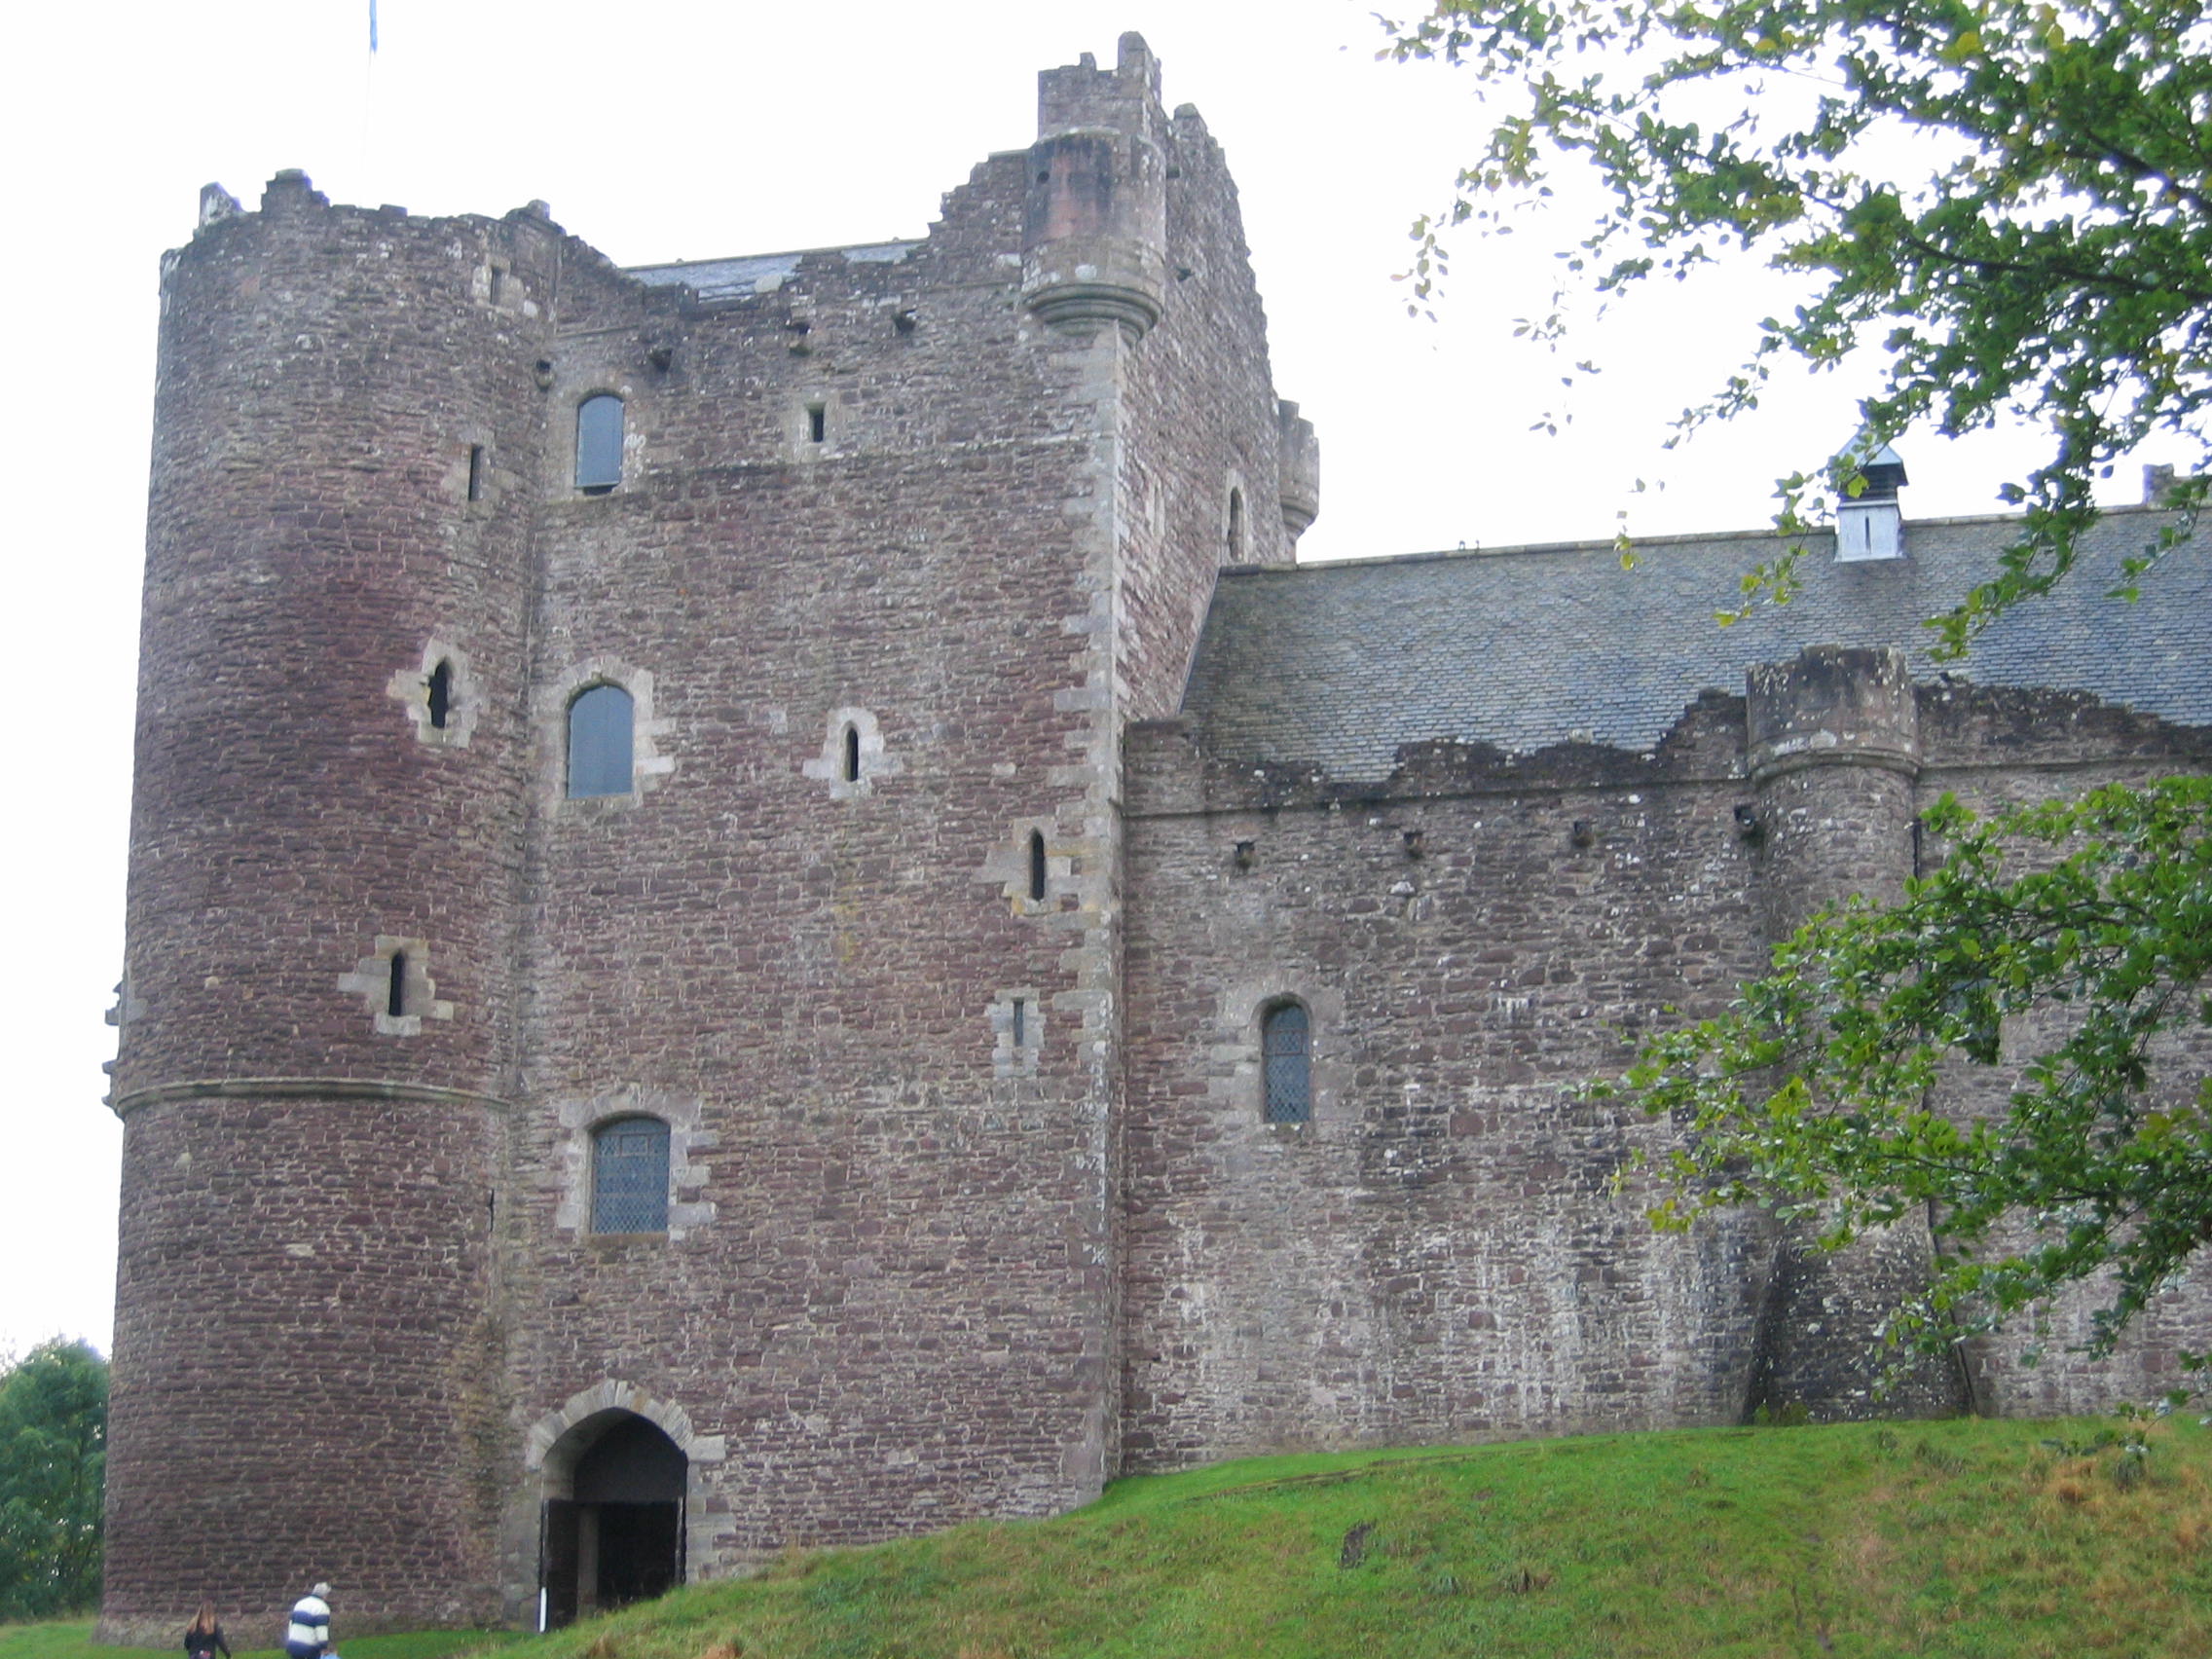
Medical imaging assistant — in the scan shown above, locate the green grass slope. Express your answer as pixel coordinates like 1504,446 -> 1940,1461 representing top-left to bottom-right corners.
528,1416 -> 2212,1659
0,1630 -> 507,1659
14,1415 -> 2205,1659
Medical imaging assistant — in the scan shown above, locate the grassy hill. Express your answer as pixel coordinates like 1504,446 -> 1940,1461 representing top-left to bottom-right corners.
14,1414 -> 2210,1659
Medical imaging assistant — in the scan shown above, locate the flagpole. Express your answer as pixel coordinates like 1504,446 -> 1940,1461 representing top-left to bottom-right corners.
362,0 -> 378,179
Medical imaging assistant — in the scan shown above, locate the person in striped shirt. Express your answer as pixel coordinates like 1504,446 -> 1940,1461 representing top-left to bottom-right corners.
283,1585 -> 332,1659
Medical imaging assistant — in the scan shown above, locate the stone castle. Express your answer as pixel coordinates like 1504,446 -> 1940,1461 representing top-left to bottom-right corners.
102,34 -> 2211,1641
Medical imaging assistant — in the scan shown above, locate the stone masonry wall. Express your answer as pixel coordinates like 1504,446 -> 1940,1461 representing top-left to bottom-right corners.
488,62 -> 1266,1597
1114,96 -> 1300,721
119,178 -> 549,1100
1119,701 -> 1782,1466
105,1095 -> 502,1642
1120,675 -> 2212,1466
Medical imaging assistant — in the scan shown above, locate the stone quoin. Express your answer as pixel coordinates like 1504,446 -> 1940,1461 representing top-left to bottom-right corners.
101,32 -> 2212,1642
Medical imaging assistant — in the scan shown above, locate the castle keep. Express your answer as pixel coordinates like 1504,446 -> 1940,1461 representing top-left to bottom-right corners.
103,35 -> 2211,1640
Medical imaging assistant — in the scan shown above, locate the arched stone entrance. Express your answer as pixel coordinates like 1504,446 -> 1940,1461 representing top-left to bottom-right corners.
537,1410 -> 686,1627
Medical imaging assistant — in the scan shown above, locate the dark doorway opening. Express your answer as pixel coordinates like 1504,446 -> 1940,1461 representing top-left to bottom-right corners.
539,1412 -> 686,1629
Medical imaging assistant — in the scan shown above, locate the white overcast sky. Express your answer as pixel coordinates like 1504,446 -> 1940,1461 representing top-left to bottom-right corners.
1,0 -> 2173,1360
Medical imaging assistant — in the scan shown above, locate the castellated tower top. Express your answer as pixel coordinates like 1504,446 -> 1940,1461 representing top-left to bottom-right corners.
1038,31 -> 1164,144
1022,33 -> 1170,341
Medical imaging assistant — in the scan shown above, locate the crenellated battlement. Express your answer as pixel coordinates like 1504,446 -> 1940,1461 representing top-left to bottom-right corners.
1038,30 -> 1164,143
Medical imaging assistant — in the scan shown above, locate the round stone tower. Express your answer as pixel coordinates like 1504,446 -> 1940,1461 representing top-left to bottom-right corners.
100,173 -> 555,1641
1744,645 -> 1972,1420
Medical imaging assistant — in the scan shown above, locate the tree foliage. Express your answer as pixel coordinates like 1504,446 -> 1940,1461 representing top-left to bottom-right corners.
0,1340 -> 108,1618
1609,777 -> 2212,1371
1384,1 -> 2212,1366
1386,0 -> 2210,652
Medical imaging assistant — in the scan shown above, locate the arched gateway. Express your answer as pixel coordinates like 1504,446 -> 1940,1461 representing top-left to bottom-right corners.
536,1410 -> 686,1628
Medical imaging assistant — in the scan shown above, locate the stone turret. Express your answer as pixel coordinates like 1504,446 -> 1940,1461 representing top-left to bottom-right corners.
1021,32 -> 1168,340
1743,646 -> 1972,1420
1276,399 -> 1320,543
101,171 -> 552,1641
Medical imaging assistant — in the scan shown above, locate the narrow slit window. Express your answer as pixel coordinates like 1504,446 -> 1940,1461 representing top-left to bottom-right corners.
843,725 -> 861,782
1262,1002 -> 1310,1124
426,660 -> 453,730
1028,830 -> 1048,903
591,1117 -> 671,1235
1226,488 -> 1245,560
466,444 -> 485,501
807,404 -> 827,444
567,682 -> 635,798
575,394 -> 624,495
387,951 -> 409,1019
1012,997 -> 1027,1048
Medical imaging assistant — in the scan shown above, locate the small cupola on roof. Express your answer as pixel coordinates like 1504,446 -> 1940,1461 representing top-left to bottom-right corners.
1835,441 -> 1909,562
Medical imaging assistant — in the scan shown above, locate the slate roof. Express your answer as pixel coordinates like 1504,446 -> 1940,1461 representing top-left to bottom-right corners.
627,241 -> 917,303
1180,508 -> 2210,780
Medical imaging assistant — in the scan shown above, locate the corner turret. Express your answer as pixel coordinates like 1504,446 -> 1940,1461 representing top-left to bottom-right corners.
1276,400 -> 1321,545
1742,646 -> 1970,1421
1022,33 -> 1168,341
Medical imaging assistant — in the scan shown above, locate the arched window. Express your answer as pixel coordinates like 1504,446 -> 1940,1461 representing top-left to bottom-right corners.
387,950 -> 409,1019
567,683 -> 635,798
1262,1002 -> 1310,1124
576,394 -> 624,495
843,725 -> 861,783
591,1117 -> 670,1234
426,659 -> 453,730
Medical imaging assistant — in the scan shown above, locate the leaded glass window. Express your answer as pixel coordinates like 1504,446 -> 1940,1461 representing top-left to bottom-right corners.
567,683 -> 634,798
1262,1002 -> 1310,1124
576,394 -> 624,494
592,1117 -> 669,1234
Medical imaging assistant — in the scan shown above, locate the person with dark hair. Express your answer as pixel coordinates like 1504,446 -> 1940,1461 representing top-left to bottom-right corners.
284,1584 -> 333,1659
183,1602 -> 231,1659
